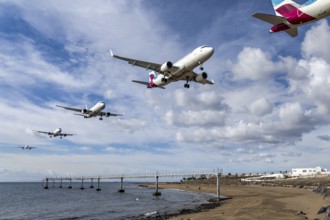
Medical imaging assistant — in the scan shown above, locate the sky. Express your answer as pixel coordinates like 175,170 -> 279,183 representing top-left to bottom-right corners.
0,0 -> 330,181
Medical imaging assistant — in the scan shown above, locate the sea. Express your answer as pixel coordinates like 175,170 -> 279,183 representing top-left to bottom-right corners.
0,182 -> 215,220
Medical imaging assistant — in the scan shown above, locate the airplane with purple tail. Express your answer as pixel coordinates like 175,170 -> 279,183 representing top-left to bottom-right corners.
111,46 -> 214,89
253,0 -> 330,37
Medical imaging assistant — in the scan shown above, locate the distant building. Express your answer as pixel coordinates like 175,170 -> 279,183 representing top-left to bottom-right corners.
292,166 -> 329,178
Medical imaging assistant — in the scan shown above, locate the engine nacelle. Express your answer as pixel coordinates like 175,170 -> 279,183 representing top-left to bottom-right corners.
106,112 -> 111,117
160,61 -> 173,72
82,109 -> 88,114
195,72 -> 208,83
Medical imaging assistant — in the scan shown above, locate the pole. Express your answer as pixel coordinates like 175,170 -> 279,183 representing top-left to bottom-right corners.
96,178 -> 101,191
44,178 -> 49,189
90,178 -> 94,188
118,177 -> 125,193
80,179 -> 84,190
217,168 -> 221,201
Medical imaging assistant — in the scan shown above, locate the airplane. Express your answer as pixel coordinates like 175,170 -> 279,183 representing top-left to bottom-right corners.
110,45 -> 215,89
33,128 -> 75,139
56,101 -> 123,120
18,145 -> 35,150
253,0 -> 330,37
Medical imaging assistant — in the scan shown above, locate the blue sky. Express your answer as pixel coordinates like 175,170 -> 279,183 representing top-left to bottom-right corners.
0,0 -> 330,181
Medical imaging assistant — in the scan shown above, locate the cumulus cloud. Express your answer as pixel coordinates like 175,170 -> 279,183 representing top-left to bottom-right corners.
232,47 -> 277,80
302,20 -> 330,62
249,98 -> 273,116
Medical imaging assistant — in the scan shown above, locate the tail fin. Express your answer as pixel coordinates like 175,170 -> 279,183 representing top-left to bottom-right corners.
148,69 -> 157,83
272,0 -> 301,17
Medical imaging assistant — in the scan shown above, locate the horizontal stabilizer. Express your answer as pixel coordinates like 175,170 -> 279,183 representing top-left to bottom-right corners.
132,80 -> 165,89
74,113 -> 86,117
252,13 -> 286,25
285,27 -> 298,37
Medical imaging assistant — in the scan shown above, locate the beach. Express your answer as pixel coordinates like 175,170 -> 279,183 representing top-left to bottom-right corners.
157,177 -> 330,220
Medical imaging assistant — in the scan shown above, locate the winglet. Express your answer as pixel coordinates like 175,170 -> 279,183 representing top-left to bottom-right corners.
109,49 -> 114,57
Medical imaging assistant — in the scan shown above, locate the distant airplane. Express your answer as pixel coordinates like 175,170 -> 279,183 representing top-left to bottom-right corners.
56,101 -> 123,120
18,145 -> 35,150
33,128 -> 75,139
111,45 -> 215,89
253,0 -> 330,37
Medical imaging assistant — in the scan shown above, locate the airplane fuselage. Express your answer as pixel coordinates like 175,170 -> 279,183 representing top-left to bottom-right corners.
271,0 -> 330,32
52,128 -> 62,137
84,101 -> 105,118
150,46 -> 214,87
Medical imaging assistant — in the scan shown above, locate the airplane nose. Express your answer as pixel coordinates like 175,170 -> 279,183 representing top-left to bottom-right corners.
209,47 -> 214,56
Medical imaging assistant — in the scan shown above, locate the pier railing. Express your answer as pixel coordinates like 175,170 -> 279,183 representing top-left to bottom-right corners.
42,169 -> 223,200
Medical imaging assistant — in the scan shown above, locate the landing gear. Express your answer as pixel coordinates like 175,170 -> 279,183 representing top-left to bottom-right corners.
184,77 -> 190,89
161,77 -> 167,83
199,61 -> 204,71
99,117 -> 103,121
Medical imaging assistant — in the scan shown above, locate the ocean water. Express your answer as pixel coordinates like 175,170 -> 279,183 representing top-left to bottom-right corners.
0,182 -> 214,220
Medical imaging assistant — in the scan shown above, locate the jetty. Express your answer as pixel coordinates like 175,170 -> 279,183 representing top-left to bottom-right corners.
43,169 -> 222,199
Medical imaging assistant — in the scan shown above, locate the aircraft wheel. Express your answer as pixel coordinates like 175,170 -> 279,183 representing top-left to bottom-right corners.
200,67 -> 204,71
99,117 -> 103,121
184,83 -> 190,88
162,78 -> 167,83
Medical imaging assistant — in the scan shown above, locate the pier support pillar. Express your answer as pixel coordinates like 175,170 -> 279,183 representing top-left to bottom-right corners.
153,175 -> 161,196
90,178 -> 94,189
44,178 -> 49,189
68,179 -> 72,189
118,177 -> 125,193
80,179 -> 85,190
52,180 -> 55,188
59,179 -> 62,188
96,178 -> 101,191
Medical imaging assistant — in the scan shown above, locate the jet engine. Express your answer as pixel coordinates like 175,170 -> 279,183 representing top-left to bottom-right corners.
106,112 -> 111,117
195,72 -> 208,83
160,61 -> 173,72
81,109 -> 88,114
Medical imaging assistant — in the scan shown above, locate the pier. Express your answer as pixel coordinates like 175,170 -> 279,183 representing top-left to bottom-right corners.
42,169 -> 222,199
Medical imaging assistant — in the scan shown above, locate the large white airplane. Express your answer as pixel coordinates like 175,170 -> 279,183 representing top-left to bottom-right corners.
33,128 -> 75,139
111,46 -> 215,89
18,145 -> 35,150
56,101 -> 123,120
253,0 -> 330,37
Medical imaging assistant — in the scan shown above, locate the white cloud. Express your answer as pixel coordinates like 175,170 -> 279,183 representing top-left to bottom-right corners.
232,47 -> 277,80
302,20 -> 330,63
249,98 -> 273,116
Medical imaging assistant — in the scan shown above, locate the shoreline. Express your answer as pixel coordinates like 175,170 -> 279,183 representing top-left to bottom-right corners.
143,178 -> 330,220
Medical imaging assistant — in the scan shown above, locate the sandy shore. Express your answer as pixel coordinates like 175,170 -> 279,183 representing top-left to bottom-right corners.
156,180 -> 330,220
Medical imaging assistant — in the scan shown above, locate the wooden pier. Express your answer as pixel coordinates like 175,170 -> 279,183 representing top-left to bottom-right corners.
43,169 -> 222,199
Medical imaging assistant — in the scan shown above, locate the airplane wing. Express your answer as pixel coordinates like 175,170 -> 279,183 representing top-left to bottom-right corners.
99,111 -> 124,117
56,105 -> 92,114
110,50 -> 179,74
178,71 -> 215,85
59,133 -> 75,137
33,130 -> 53,135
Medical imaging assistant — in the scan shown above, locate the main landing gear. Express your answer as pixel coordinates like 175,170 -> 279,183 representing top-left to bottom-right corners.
184,77 -> 190,89
161,78 -> 167,83
99,117 -> 103,121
